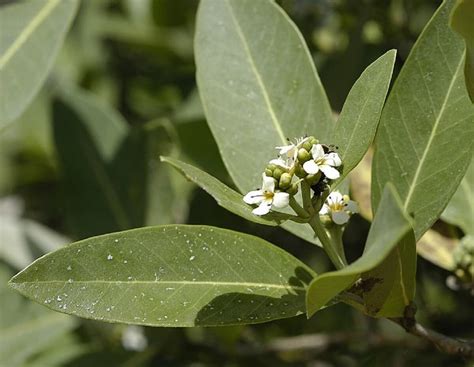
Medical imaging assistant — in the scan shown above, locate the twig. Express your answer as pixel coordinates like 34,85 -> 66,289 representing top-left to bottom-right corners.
390,318 -> 474,358
339,294 -> 474,358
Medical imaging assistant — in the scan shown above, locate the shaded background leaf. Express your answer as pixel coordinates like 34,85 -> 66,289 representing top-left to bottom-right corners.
0,265 -> 82,367
0,0 -> 78,129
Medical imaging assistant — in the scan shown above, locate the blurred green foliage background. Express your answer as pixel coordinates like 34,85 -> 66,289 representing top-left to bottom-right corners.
1,0 -> 472,366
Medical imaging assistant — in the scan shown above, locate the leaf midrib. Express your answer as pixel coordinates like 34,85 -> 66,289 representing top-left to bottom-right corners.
395,247 -> 409,305
403,58 -> 464,212
225,0 -> 286,145
0,0 -> 60,69
13,279 -> 305,291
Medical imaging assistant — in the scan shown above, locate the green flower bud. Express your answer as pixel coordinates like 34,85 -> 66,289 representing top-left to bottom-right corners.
265,169 -> 273,177
273,167 -> 283,180
279,172 -> 292,189
302,140 -> 313,151
267,163 -> 277,171
309,136 -> 318,145
286,183 -> 299,195
305,172 -> 322,186
295,164 -> 307,178
297,148 -> 311,162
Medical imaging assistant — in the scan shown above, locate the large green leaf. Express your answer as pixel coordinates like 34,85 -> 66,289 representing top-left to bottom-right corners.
162,156 -> 298,226
306,185 -> 414,318
372,0 -> 474,240
195,0 -> 333,194
441,158 -> 474,235
332,50 -> 396,186
53,98 -> 132,238
0,265 -> 77,367
450,0 -> 474,102
0,0 -> 78,129
10,225 -> 316,327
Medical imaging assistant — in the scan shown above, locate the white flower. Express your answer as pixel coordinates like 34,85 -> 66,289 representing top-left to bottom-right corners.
243,174 -> 290,215
302,144 -> 341,179
275,136 -> 309,160
269,157 -> 295,170
320,191 -> 358,225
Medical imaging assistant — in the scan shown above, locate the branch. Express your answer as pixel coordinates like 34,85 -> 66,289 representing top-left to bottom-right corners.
340,294 -> 474,358
390,318 -> 474,358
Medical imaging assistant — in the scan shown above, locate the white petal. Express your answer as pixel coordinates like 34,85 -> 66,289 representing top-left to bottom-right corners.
310,144 -> 325,160
303,160 -> 320,174
272,192 -> 290,208
261,174 -> 275,192
252,201 -> 272,215
328,191 -> 343,205
243,190 -> 264,205
326,152 -> 342,167
320,165 -> 340,180
296,136 -> 309,147
346,200 -> 359,213
269,158 -> 289,169
276,144 -> 295,157
319,204 -> 330,215
332,211 -> 350,225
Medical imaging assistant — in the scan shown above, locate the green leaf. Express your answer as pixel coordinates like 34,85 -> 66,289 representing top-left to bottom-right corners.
332,50 -> 396,186
53,93 -> 187,237
0,265 -> 77,367
10,225 -> 316,327
0,0 -> 78,129
162,156 -> 298,226
306,184 -> 414,318
372,0 -> 474,240
441,158 -> 474,235
450,0 -> 474,102
53,98 -> 132,237
358,230 -> 417,317
58,87 -> 128,160
195,0 -> 333,194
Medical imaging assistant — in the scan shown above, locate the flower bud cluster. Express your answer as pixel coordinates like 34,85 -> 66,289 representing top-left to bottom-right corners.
243,135 -> 343,216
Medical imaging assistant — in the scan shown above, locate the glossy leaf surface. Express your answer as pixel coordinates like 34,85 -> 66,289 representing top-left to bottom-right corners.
10,225 -> 315,327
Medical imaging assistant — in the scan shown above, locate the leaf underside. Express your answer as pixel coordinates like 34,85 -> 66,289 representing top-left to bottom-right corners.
372,0 -> 474,240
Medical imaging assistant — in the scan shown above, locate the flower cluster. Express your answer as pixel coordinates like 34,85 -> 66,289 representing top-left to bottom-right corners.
243,135 -> 346,218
